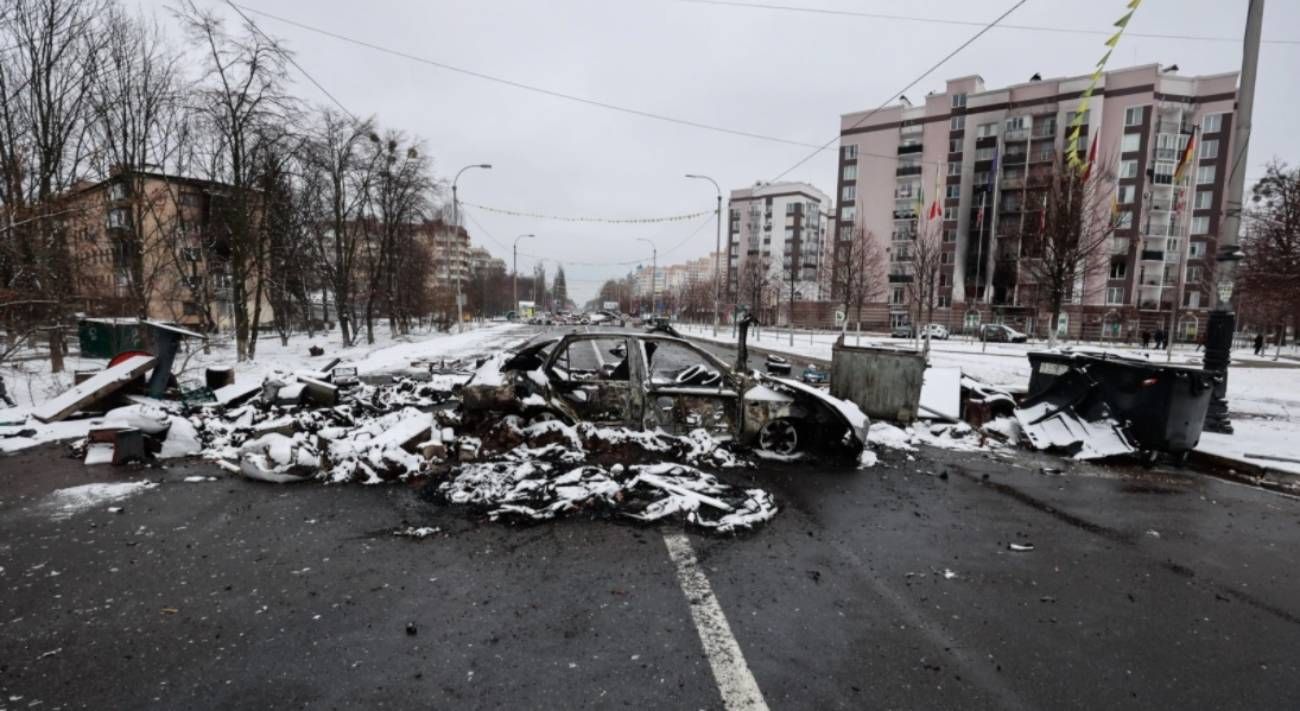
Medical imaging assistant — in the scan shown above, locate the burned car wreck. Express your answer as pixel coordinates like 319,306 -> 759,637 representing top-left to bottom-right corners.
461,332 -> 867,459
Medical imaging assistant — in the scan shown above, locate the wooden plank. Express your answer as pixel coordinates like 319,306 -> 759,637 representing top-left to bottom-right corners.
141,319 -> 206,340
32,355 -> 155,423
213,380 -> 262,407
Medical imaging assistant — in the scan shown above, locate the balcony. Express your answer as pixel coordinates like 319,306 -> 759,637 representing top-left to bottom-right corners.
1005,128 -> 1029,141
892,210 -> 918,220
897,143 -> 923,155
1002,152 -> 1026,166
1002,176 -> 1025,190
1140,250 -> 1165,261
1029,150 -> 1055,163
1154,147 -> 1179,162
895,164 -> 923,177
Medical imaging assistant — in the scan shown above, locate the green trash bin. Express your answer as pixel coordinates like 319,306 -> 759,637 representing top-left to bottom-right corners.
78,318 -> 144,359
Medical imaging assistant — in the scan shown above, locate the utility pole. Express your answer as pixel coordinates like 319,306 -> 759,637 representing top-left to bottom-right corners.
685,174 -> 723,335
452,164 -> 492,332
1202,0 -> 1262,434
513,233 -> 535,319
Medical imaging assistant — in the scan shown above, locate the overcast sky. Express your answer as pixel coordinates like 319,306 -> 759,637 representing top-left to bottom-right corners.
134,0 -> 1297,304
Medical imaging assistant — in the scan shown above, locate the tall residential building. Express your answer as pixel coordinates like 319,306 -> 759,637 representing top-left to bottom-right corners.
726,181 -> 831,306
834,64 -> 1237,340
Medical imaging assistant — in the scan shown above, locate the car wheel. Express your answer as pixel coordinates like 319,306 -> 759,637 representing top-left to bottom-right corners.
758,418 -> 801,456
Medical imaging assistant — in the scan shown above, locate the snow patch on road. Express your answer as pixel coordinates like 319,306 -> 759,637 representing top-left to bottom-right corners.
41,481 -> 156,520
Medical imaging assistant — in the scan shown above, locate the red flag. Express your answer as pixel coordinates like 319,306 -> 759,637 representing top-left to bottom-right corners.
928,197 -> 942,221
1174,133 -> 1197,183
1039,194 -> 1048,233
1081,134 -> 1099,181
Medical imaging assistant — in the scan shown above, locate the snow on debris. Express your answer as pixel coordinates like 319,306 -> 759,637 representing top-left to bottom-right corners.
40,481 -> 157,520
432,459 -> 777,533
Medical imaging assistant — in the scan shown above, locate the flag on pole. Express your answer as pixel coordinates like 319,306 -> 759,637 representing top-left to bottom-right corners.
1173,131 -> 1198,183
1081,133 -> 1100,182
1039,194 -> 1048,234
928,163 -> 944,220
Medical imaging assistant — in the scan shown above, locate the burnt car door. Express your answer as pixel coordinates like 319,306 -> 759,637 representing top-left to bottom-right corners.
545,335 -> 639,426
636,337 -> 740,439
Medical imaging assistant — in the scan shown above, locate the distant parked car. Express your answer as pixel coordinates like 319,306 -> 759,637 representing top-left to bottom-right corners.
800,364 -> 828,386
764,354 -> 792,374
979,324 -> 1028,343
890,323 -> 914,338
923,324 -> 949,340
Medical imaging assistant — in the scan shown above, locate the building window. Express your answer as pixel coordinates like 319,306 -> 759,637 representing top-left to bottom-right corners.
975,147 -> 996,161
948,138 -> 962,153
946,184 -> 960,199
1200,139 -> 1219,160
1195,190 -> 1213,210
842,145 -> 858,160
1005,116 -> 1027,132
1118,185 -> 1135,204
937,294 -> 952,308
841,205 -> 856,222
943,206 -> 957,221
1196,165 -> 1216,185
1120,160 -> 1139,179
1110,260 -> 1127,279
891,286 -> 905,305
785,202 -> 797,215
1117,211 -> 1133,229
1191,216 -> 1210,234
842,164 -> 857,181
1185,290 -> 1201,308
108,182 -> 128,201
950,115 -> 965,131
1066,109 -> 1090,126
1124,106 -> 1145,126
1189,241 -> 1206,259
106,208 -> 129,228
1107,286 -> 1125,304
1187,265 -> 1204,283
976,122 -> 997,138
947,162 -> 961,176
1121,133 -> 1141,153
841,185 -> 856,202
1202,113 -> 1223,133
943,229 -> 957,243
951,93 -> 967,108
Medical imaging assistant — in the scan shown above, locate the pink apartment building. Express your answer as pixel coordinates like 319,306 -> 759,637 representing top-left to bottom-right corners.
834,64 -> 1238,341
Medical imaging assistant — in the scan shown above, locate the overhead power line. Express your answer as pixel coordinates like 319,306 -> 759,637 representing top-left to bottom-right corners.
228,2 -> 824,149
770,0 -> 1027,182
681,0 -> 1300,46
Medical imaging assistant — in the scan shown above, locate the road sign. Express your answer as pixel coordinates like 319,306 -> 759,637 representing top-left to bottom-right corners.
834,310 -> 846,325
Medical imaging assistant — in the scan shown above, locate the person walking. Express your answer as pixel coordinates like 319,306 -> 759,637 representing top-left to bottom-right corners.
1254,332 -> 1265,356
1141,330 -> 1151,349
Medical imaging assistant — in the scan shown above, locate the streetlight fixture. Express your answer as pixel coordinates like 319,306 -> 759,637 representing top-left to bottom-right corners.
451,163 -> 492,332
513,233 -> 535,320
685,174 -> 723,336
636,237 -> 657,317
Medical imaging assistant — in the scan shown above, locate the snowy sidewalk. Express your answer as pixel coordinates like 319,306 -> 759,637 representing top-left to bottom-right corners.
0,322 -> 530,454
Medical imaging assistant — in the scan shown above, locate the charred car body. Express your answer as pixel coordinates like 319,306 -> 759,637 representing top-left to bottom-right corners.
462,332 -> 867,459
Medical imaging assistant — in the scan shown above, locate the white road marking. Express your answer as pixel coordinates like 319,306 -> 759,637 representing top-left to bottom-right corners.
662,532 -> 769,711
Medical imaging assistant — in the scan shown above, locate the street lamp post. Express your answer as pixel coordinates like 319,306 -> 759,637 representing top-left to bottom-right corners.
686,174 -> 722,335
1202,0 -> 1262,434
513,233 -> 535,319
637,237 -> 657,316
452,163 -> 492,332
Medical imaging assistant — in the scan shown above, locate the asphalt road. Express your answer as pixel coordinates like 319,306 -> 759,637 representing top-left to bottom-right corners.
2,326 -> 1299,710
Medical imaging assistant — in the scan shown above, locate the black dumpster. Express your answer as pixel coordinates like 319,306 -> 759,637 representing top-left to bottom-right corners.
78,318 -> 144,359
1026,351 -> 1217,456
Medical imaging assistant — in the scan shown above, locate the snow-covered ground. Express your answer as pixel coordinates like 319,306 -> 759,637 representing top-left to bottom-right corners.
677,323 -> 1300,475
0,322 -> 528,453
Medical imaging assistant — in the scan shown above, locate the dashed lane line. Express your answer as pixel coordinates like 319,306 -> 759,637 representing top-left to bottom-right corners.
663,532 -> 769,711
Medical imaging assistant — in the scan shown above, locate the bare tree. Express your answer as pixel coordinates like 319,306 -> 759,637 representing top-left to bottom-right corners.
1237,161 -> 1300,353
1016,161 -> 1119,348
360,131 -> 433,342
832,227 -> 886,339
87,5 -> 189,324
903,219 -> 946,356
175,1 -> 292,360
0,0 -> 108,306
737,257 -> 772,325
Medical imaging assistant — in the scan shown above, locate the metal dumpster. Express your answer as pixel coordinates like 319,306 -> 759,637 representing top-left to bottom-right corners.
830,341 -> 925,423
1026,350 -> 1216,455
77,318 -> 144,359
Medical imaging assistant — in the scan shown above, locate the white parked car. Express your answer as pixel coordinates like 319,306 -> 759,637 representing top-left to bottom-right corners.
923,324 -> 949,340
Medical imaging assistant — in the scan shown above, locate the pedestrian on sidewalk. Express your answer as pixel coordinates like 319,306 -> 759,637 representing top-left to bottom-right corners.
1141,330 -> 1151,349
1254,333 -> 1265,356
